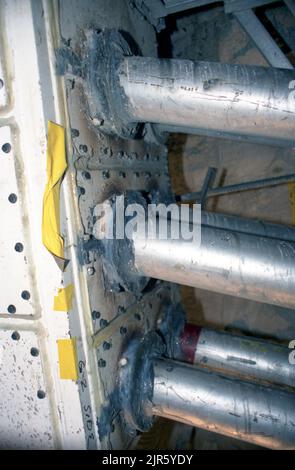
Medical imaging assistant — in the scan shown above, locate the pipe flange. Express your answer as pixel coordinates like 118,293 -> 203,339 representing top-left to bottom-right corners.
118,332 -> 165,432
93,191 -> 150,295
84,29 -> 142,139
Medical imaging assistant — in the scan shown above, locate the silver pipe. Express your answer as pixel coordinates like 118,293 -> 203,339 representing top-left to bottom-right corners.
176,323 -> 295,388
131,218 -> 295,309
117,57 -> 295,146
152,359 -> 295,449
201,211 -> 295,243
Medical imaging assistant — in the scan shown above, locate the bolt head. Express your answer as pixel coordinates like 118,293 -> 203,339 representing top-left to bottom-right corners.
92,117 -> 104,126
87,267 -> 95,276
119,357 -> 128,367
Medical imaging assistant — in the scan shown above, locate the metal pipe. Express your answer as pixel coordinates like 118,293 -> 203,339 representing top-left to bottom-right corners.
201,211 -> 295,243
131,218 -> 295,309
152,359 -> 295,449
176,323 -> 295,388
116,57 -> 295,146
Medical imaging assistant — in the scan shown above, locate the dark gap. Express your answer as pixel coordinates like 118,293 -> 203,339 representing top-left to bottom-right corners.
156,2 -> 222,58
256,2 -> 293,57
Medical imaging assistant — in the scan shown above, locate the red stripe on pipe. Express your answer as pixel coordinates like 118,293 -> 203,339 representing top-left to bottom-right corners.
178,323 -> 202,363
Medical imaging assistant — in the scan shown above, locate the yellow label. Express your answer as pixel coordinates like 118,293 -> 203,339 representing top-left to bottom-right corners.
57,338 -> 78,381
53,284 -> 74,311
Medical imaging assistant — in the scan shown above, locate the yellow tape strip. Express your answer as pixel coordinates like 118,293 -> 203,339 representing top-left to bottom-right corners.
53,284 -> 74,311
42,121 -> 67,263
57,338 -> 78,381
288,182 -> 295,225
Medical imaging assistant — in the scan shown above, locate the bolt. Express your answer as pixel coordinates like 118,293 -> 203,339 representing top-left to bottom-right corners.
103,147 -> 112,157
87,267 -> 95,276
117,151 -> 124,159
100,318 -> 109,328
92,310 -> 101,320
98,358 -> 106,368
71,128 -> 79,138
103,341 -> 111,351
119,357 -> 128,367
82,171 -> 91,180
77,186 -> 85,195
120,326 -> 127,335
79,144 -> 88,153
102,170 -> 110,180
92,117 -> 104,126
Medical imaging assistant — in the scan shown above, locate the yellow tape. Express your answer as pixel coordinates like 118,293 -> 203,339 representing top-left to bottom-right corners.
42,121 -> 67,264
288,182 -> 295,225
53,284 -> 74,311
57,338 -> 78,381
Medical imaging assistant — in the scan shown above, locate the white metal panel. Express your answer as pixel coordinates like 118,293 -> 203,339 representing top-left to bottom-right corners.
0,328 -> 53,449
0,126 -> 35,316
0,0 -> 87,449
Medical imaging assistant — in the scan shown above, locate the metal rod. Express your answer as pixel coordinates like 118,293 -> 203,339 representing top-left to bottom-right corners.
234,9 -> 293,69
116,57 -> 295,146
131,217 -> 295,308
175,323 -> 295,388
198,166 -> 217,208
154,123 -> 295,147
180,172 -> 295,201
152,359 -> 295,449
224,0 -> 279,14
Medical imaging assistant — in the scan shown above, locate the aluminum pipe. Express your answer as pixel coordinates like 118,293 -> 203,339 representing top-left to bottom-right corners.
201,211 -> 295,243
117,57 -> 295,146
131,218 -> 295,309
176,324 -> 295,388
152,359 -> 295,449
